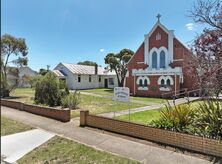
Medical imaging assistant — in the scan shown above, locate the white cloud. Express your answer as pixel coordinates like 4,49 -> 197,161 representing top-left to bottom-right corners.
100,48 -> 105,52
185,23 -> 196,31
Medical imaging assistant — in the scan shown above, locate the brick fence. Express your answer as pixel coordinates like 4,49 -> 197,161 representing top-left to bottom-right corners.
80,110 -> 222,158
1,99 -> 70,122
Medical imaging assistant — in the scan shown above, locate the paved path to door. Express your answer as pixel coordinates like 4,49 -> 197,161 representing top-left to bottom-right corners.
1,106 -> 211,164
1,129 -> 54,163
79,91 -> 159,105
99,97 -> 200,117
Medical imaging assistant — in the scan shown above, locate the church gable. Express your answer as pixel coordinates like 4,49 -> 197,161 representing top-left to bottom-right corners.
125,15 -> 198,97
127,43 -> 147,71
149,26 -> 168,50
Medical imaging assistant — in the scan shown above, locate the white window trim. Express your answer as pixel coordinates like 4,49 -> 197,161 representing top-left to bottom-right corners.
157,75 -> 174,85
149,46 -> 169,69
136,76 -> 150,85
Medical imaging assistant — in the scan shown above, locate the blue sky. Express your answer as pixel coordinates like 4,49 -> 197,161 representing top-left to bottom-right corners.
2,0 -> 204,71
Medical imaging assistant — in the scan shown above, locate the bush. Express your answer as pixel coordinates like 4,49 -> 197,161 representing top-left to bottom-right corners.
61,91 -> 81,110
151,101 -> 195,132
34,72 -> 61,107
193,100 -> 222,139
59,80 -> 66,89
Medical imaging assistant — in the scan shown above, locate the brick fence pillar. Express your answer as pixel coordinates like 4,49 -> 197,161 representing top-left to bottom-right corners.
80,110 -> 89,127
20,102 -> 24,111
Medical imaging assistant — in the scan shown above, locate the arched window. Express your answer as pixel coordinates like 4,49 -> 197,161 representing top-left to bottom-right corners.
139,79 -> 143,86
161,79 -> 165,87
152,52 -> 157,69
144,79 -> 148,86
160,51 -> 166,68
166,79 -> 171,86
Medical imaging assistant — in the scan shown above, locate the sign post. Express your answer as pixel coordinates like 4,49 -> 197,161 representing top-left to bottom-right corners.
113,87 -> 130,121
113,87 -> 130,102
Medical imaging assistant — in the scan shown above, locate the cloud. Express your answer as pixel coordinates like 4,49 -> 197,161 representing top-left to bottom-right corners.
185,23 -> 196,31
100,49 -> 105,52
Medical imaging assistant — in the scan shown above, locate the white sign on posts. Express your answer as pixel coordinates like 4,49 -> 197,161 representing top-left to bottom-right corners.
113,87 -> 130,102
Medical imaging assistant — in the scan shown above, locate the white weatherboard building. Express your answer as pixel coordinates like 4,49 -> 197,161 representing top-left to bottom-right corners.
53,63 -> 118,90
18,67 -> 38,87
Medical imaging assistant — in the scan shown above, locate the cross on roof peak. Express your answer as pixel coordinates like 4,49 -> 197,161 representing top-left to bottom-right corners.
156,13 -> 161,22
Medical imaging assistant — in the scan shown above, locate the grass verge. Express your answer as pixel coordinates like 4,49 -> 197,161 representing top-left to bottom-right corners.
1,116 -> 33,136
18,136 -> 140,164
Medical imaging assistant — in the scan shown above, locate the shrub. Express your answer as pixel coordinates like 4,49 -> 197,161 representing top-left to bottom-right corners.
193,100 -> 222,139
61,91 -> 81,110
34,72 -> 61,107
151,101 -> 195,132
59,80 -> 66,89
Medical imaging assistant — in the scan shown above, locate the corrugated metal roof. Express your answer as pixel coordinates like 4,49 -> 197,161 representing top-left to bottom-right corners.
60,63 -> 116,75
52,70 -> 66,78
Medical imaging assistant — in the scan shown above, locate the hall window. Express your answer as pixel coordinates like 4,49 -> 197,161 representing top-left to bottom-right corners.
166,79 -> 171,86
152,51 -> 157,69
109,78 -> 114,85
89,75 -> 92,82
160,51 -> 166,68
78,75 -> 81,82
139,79 -> 143,86
161,79 -> 165,87
144,79 -> 148,86
99,75 -> 101,82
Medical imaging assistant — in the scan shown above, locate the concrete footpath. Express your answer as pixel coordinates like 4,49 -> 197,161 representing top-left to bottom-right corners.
1,106 -> 212,164
1,129 -> 54,163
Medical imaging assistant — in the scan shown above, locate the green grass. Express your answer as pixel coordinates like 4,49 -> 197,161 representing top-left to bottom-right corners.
18,136 -> 140,164
116,108 -> 162,125
81,88 -> 114,96
72,94 -> 144,117
1,116 -> 33,136
81,88 -> 164,104
9,88 -> 145,118
10,88 -> 35,104
115,100 -> 221,125
131,96 -> 164,104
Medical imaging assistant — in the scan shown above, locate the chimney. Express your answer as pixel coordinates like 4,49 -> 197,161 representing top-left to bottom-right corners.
95,64 -> 98,75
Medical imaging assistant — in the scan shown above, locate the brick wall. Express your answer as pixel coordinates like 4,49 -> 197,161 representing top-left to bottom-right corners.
80,110 -> 222,157
1,99 -> 22,110
1,99 -> 70,122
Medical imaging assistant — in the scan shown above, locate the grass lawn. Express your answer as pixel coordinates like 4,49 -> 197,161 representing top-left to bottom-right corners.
10,88 -> 35,104
7,88 -> 145,118
18,136 -> 140,164
115,100 -> 221,125
1,116 -> 33,136
72,94 -> 144,118
81,88 -> 164,104
81,88 -> 114,96
116,108 -> 162,125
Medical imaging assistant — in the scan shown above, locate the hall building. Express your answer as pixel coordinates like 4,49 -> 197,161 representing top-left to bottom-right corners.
125,15 -> 197,97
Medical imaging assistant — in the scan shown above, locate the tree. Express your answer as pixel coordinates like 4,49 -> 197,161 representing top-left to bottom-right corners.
77,60 -> 98,66
34,72 -> 61,107
39,68 -> 48,76
1,34 -> 28,97
191,29 -> 222,97
28,75 -> 42,88
105,49 -> 134,87
188,0 -> 222,30
188,0 -> 222,97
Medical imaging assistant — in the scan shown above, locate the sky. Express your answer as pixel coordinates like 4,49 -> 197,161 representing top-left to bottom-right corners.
2,0 -> 205,71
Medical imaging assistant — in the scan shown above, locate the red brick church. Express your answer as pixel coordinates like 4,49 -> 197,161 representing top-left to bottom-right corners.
125,15 -> 197,98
